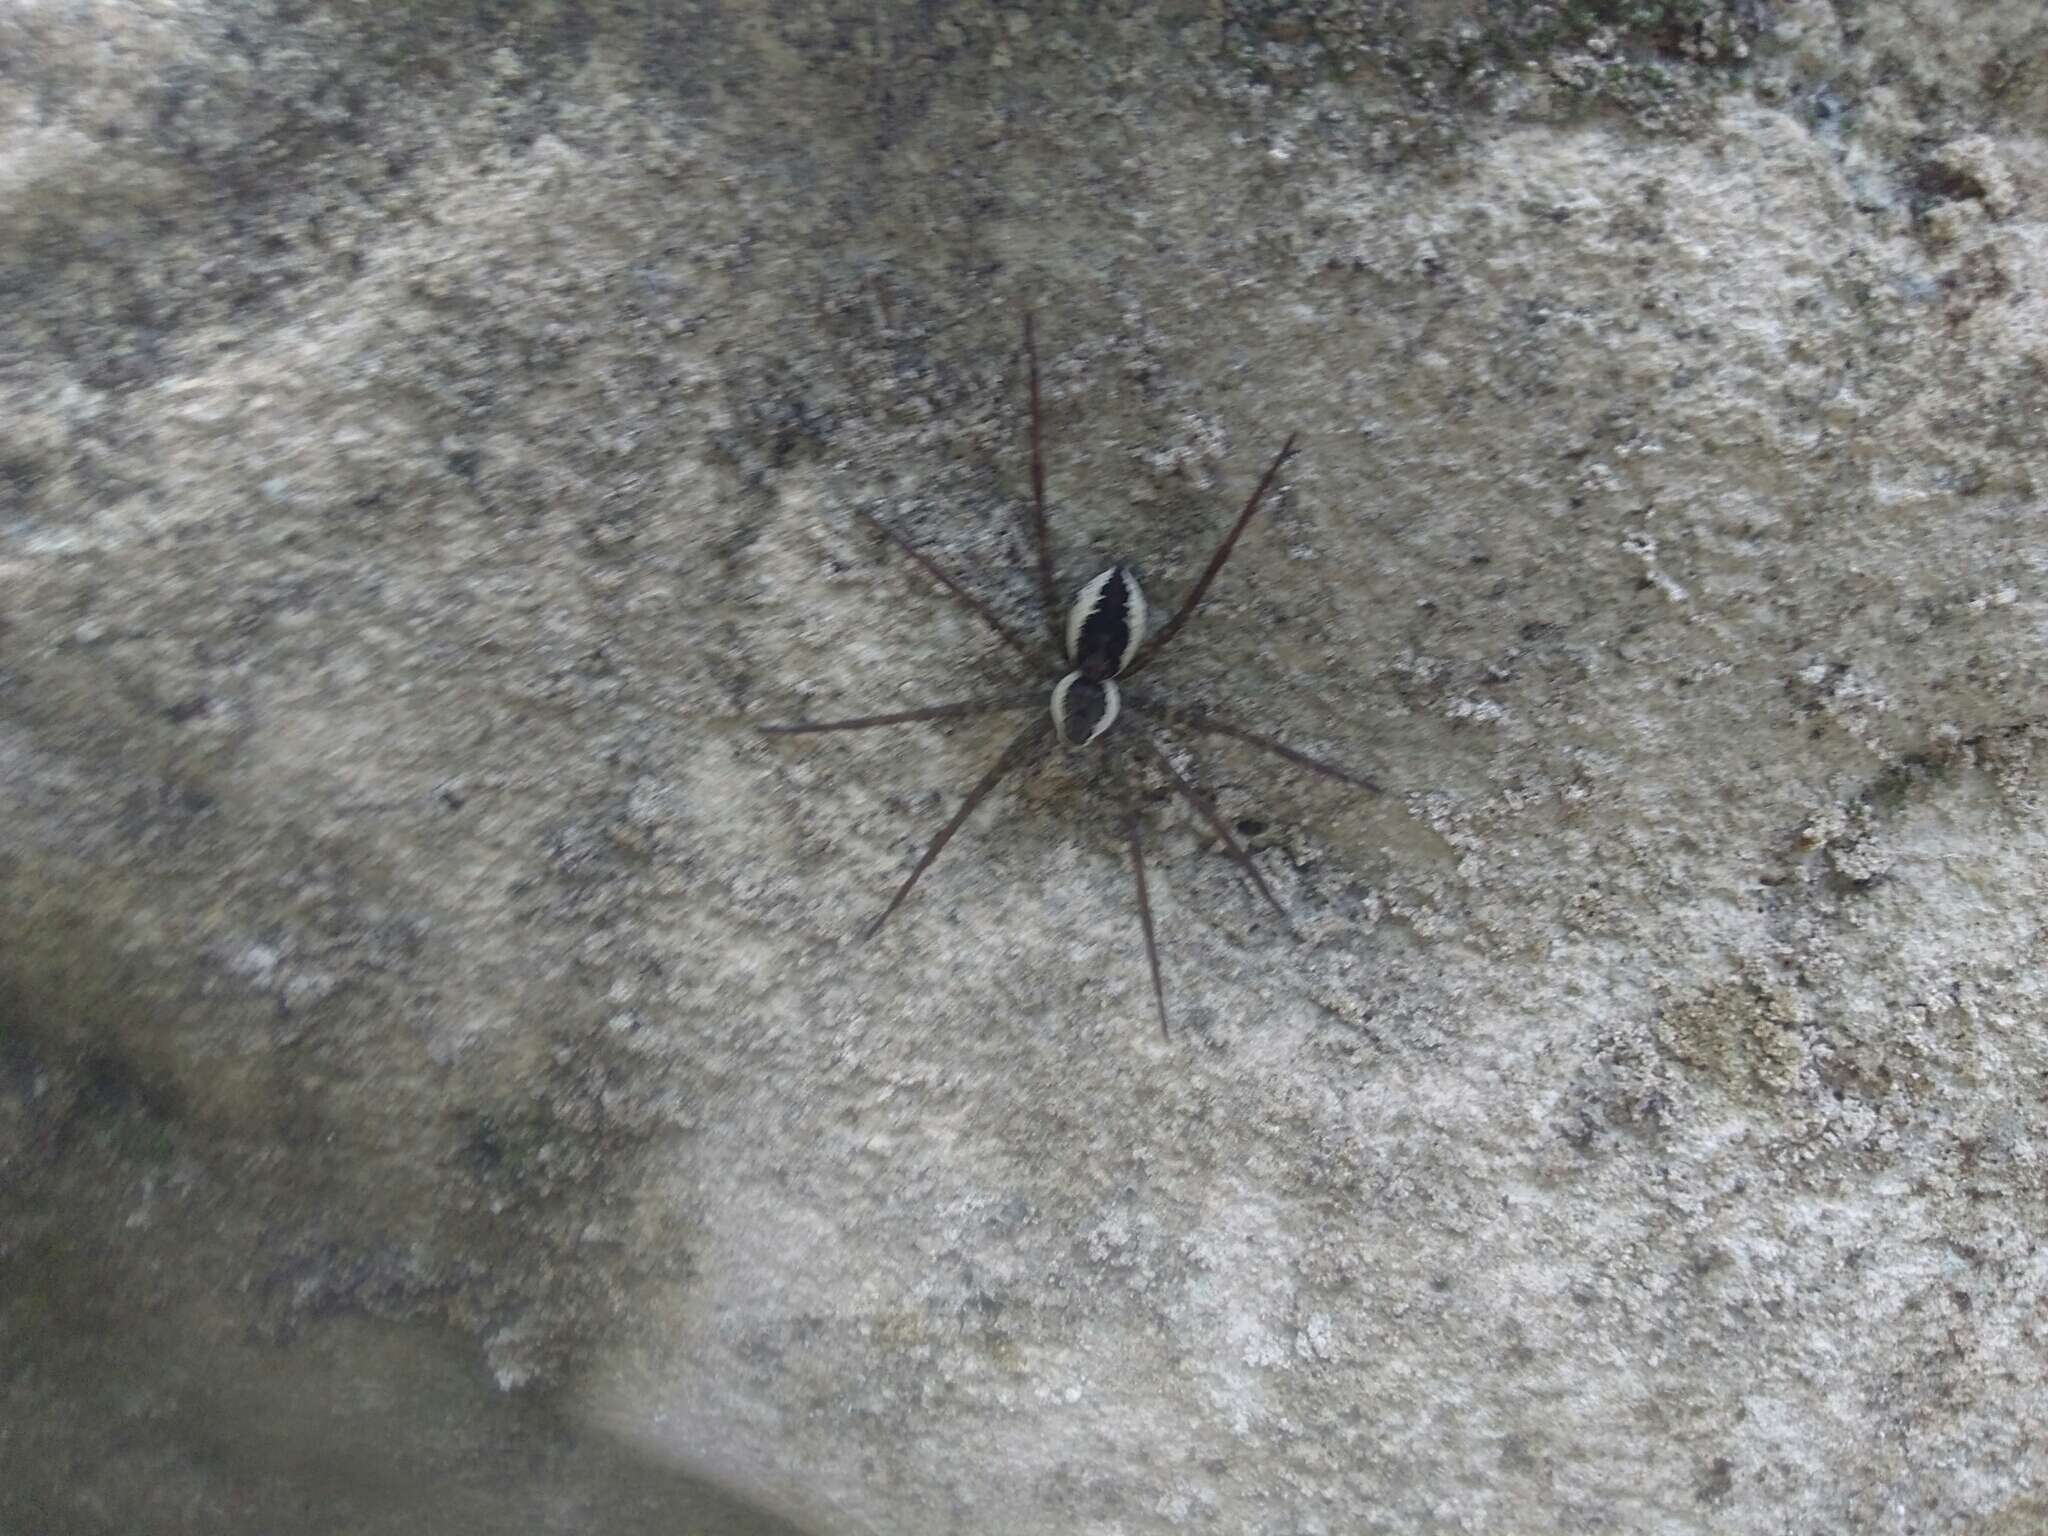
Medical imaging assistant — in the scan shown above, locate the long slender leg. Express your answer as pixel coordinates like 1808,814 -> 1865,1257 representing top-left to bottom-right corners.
1122,789 -> 1171,1040
854,507 -> 1052,668
1129,726 -> 1288,924
1021,312 -> 1063,654
1125,699 -> 1381,792
1124,433 -> 1298,677
758,690 -> 1040,735
864,718 -> 1046,940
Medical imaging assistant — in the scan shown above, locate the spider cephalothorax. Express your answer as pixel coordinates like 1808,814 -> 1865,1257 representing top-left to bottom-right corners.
762,315 -> 1379,1036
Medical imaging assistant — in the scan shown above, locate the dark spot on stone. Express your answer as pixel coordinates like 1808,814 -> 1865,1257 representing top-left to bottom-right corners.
71,1050 -> 181,1128
1915,157 -> 1989,207
1695,1456 -> 1735,1503
465,1115 -> 506,1175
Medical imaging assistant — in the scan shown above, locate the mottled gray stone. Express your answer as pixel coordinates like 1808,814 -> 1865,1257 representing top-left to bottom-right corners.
4,2 -> 2045,1532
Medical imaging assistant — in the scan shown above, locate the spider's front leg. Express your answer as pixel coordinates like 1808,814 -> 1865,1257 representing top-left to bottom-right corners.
853,506 -> 1056,671
1123,433 -> 1298,678
1021,312 -> 1065,655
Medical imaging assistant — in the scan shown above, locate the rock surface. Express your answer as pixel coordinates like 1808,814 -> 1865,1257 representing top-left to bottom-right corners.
4,2 -> 2045,1532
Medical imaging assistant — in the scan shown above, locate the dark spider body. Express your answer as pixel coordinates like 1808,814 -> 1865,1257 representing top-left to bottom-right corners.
1052,564 -> 1145,745
762,316 -> 1379,1037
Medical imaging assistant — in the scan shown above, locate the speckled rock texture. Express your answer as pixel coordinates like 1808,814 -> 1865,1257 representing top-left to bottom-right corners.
4,3 -> 2045,1533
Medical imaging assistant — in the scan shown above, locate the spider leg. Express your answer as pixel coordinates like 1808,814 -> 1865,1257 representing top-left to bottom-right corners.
1124,699 -> 1381,792
864,717 -> 1047,940
854,506 -> 1053,668
1022,312 -> 1064,654
1117,752 -> 1171,1040
1123,433 -> 1298,677
758,691 -> 1040,735
1129,723 -> 1290,925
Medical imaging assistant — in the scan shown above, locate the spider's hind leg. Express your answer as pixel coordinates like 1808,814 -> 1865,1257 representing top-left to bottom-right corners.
1125,700 -> 1381,793
863,717 -> 1047,940
1127,723 -> 1291,927
757,690 -> 1040,735
1112,746 -> 1171,1040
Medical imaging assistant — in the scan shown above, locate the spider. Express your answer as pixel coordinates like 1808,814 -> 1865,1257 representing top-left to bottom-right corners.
761,315 -> 1379,1037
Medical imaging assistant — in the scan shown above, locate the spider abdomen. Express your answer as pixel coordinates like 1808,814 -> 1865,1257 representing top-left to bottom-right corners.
1051,673 -> 1120,747
1066,564 -> 1147,681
